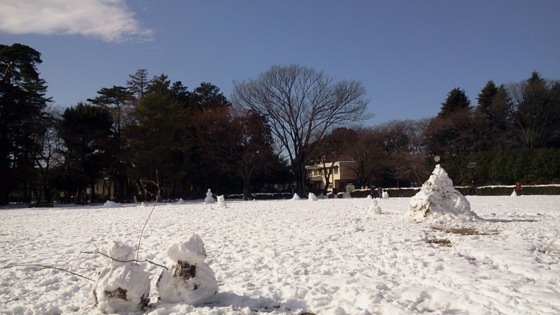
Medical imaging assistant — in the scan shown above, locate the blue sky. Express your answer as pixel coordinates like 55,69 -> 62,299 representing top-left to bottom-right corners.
1,0 -> 559,125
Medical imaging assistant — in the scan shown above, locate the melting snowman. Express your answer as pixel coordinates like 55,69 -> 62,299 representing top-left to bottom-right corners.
157,234 -> 218,305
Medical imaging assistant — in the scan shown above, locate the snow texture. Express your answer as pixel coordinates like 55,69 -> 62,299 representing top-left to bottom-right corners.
102,200 -> 120,208
1,196 -> 560,314
408,164 -> 478,221
291,193 -> 301,200
157,235 -> 218,305
369,199 -> 382,214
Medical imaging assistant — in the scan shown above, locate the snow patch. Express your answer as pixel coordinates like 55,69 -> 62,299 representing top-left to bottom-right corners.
102,200 -> 120,208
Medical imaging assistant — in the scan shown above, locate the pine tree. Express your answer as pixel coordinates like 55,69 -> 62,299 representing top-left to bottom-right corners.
476,81 -> 498,117
57,104 -> 115,203
474,81 -> 498,151
126,69 -> 149,100
514,72 -> 558,148
438,87 -> 471,118
0,43 -> 51,205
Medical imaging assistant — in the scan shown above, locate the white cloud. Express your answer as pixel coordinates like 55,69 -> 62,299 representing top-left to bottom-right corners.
0,0 -> 153,42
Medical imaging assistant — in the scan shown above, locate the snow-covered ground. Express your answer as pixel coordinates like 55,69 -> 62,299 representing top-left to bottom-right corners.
1,195 -> 559,314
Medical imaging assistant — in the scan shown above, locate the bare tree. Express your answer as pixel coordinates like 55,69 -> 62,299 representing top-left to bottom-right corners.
232,65 -> 369,195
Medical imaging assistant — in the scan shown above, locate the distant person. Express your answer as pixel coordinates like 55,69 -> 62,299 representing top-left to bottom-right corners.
515,182 -> 522,196
370,186 -> 379,199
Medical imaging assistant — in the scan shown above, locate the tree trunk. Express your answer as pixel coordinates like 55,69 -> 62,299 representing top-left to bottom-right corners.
243,181 -> 250,201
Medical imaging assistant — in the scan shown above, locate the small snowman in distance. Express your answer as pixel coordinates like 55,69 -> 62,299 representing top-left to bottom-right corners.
204,189 -> 215,204
217,195 -> 227,208
382,190 -> 389,199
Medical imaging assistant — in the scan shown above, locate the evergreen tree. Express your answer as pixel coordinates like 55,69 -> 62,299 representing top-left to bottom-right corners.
488,85 -> 515,148
476,81 -> 498,114
513,72 -> 560,148
474,81 -> 498,151
427,88 -> 474,155
548,82 -> 560,147
0,43 -> 51,205
126,69 -> 149,100
88,86 -> 133,200
180,83 -> 234,195
57,103 -> 114,203
126,76 -> 184,199
438,87 -> 471,118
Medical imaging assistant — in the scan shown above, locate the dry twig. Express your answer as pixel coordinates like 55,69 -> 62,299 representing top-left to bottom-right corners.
0,263 -> 95,282
137,170 -> 161,261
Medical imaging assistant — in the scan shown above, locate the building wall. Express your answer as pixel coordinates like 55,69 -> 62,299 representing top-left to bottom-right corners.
306,161 -> 358,192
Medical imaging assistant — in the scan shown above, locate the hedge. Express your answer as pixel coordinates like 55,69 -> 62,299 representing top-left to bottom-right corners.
349,185 -> 560,197
441,148 -> 560,186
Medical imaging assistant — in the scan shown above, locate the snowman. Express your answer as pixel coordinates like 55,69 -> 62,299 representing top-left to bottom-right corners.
92,242 -> 150,313
157,234 -> 218,305
382,190 -> 389,199
217,195 -> 227,208
204,189 -> 215,204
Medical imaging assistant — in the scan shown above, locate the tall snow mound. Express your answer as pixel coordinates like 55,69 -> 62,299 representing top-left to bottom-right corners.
408,164 -> 478,221
157,234 -> 218,305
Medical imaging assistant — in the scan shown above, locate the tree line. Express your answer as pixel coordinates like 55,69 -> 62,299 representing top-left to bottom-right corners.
1,44 -> 290,204
1,43 -> 559,205
310,72 -> 560,189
